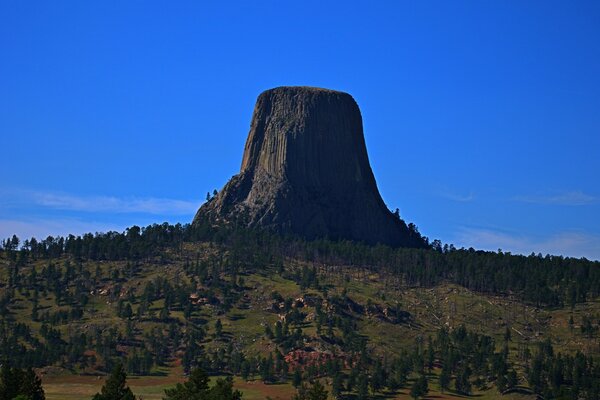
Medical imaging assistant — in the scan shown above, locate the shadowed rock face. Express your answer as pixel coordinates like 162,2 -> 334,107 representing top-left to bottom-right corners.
193,86 -> 426,247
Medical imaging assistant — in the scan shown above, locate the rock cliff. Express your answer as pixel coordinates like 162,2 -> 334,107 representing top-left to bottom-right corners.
193,86 -> 427,247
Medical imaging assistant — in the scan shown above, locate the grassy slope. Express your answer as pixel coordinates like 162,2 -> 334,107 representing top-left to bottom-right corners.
1,242 -> 599,399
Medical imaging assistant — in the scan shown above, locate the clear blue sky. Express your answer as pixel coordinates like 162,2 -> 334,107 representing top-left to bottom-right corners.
1,1 -> 599,260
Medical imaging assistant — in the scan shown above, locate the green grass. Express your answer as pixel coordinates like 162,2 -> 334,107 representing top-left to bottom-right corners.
42,372 -> 538,400
3,243 -> 599,399
42,373 -> 297,400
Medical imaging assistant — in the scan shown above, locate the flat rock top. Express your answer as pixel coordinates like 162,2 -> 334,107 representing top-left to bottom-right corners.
256,86 -> 356,106
261,86 -> 349,95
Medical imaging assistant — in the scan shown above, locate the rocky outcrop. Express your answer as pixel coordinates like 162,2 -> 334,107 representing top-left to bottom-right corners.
193,86 -> 427,248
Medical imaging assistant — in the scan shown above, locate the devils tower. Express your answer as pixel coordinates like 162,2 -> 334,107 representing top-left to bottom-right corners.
193,86 -> 426,248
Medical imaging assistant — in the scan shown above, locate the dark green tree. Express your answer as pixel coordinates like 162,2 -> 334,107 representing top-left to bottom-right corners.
455,365 -> 472,395
0,365 -> 45,400
20,368 -> 45,400
292,369 -> 302,388
357,374 -> 369,400
0,364 -> 21,400
214,319 -> 223,337
292,381 -> 328,400
370,360 -> 386,393
507,369 -> 518,388
163,368 -> 242,400
331,373 -> 343,399
163,368 -> 210,400
410,375 -> 428,399
92,362 -> 135,400
205,377 -> 242,400
439,365 -> 451,393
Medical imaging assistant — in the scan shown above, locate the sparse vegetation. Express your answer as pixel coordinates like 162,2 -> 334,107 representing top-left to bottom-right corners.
1,223 -> 600,399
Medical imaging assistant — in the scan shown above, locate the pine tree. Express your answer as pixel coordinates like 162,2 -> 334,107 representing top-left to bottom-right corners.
426,336 -> 435,371
214,319 -> 223,337
20,368 -> 45,400
293,381 -> 328,400
507,369 -> 518,388
331,373 -> 343,399
208,377 -> 242,400
455,365 -> 472,395
357,374 -> 369,400
292,369 -> 302,388
0,365 -> 44,400
92,362 -> 135,400
0,364 -> 21,400
163,368 -> 241,400
496,373 -> 508,393
410,375 -> 428,399
439,365 -> 451,393
163,367 -> 209,400
371,360 -> 386,393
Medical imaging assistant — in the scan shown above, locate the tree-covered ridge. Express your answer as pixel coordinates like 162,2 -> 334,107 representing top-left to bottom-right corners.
1,223 -> 187,262
2,221 -> 598,307
1,222 -> 600,399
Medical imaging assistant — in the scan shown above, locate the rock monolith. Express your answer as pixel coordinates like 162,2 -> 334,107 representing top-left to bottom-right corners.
193,86 -> 426,247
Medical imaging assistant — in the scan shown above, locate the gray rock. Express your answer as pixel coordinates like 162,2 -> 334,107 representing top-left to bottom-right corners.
193,86 -> 426,247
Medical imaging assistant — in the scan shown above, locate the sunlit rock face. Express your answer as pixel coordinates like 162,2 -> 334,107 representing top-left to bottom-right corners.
193,86 -> 425,247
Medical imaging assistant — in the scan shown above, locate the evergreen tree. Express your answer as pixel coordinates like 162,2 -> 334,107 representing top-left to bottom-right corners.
0,365 -> 45,400
370,360 -> 386,393
507,369 -> 518,388
410,375 -> 428,399
439,365 -> 451,393
205,377 -> 242,400
455,366 -> 472,395
164,368 -> 228,400
357,374 -> 369,400
331,373 -> 343,399
214,319 -> 223,338
240,361 -> 250,381
274,321 -> 284,342
292,369 -> 302,388
20,368 -> 45,400
496,373 -> 507,393
186,367 -> 209,391
293,381 -> 328,400
0,363 -> 21,400
92,362 -> 135,400
504,327 -> 511,342
426,337 -> 435,371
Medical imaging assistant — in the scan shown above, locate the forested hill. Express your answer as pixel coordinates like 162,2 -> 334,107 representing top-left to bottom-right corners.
1,222 -> 600,399
3,222 -> 598,307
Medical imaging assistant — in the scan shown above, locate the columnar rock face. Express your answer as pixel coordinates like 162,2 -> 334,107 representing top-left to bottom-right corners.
193,86 -> 426,247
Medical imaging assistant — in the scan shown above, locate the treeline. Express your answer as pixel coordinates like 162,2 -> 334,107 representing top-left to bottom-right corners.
1,223 -> 187,262
2,221 -> 600,399
190,222 -> 600,307
2,221 -> 599,307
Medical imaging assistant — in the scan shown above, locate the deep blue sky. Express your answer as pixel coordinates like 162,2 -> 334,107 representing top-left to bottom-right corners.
1,1 -> 599,259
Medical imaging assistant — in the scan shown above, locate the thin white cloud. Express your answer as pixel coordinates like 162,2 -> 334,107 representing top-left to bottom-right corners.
513,191 -> 597,206
451,227 -> 600,261
440,191 -> 475,202
0,218 -> 125,241
31,192 -> 200,215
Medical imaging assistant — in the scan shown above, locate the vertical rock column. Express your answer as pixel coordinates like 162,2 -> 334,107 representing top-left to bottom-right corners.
193,86 -> 426,248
